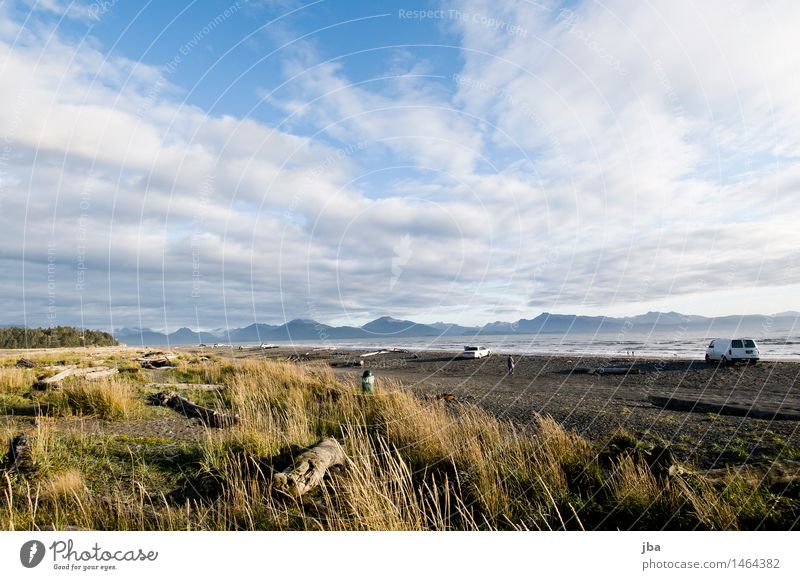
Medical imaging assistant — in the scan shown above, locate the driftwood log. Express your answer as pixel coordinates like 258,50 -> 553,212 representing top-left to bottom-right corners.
273,438 -> 346,497
2,433 -> 32,473
33,366 -> 118,390
360,350 -> 391,358
148,391 -> 238,428
137,353 -> 176,369
330,360 -> 364,368
42,364 -> 77,371
573,366 -> 640,375
422,393 -> 457,403
145,382 -> 226,392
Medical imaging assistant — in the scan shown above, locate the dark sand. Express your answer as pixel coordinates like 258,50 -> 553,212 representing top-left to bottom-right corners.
231,346 -> 800,469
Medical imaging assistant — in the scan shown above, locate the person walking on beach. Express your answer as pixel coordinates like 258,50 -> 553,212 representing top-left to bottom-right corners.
507,355 -> 515,376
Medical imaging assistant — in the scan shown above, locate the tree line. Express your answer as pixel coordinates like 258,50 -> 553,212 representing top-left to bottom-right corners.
0,327 -> 118,349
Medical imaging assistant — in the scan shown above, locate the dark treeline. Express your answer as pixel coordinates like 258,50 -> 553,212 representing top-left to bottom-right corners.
0,326 -> 118,349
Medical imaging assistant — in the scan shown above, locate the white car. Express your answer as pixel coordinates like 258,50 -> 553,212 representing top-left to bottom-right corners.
461,346 -> 491,359
705,338 -> 760,365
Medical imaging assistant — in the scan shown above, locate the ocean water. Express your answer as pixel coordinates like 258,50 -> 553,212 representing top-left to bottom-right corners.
256,330 -> 800,360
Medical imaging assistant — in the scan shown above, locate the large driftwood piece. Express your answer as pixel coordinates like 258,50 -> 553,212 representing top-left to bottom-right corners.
273,438 -> 346,497
137,353 -> 177,369
139,359 -> 174,369
330,360 -> 364,368
2,433 -> 32,473
43,364 -> 78,371
82,368 -> 119,380
360,350 -> 391,358
149,391 -> 238,428
145,382 -> 226,391
33,366 -> 118,390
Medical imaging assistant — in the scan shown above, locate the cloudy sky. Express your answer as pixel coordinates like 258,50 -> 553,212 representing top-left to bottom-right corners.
1,0 -> 798,331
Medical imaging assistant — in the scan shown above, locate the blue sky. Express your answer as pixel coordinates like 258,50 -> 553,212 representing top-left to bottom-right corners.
1,0 -> 799,331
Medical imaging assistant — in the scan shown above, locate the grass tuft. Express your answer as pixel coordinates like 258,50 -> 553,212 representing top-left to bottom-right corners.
45,378 -> 142,420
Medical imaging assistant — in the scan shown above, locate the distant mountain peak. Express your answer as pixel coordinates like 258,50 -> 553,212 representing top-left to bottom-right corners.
104,309 -> 796,346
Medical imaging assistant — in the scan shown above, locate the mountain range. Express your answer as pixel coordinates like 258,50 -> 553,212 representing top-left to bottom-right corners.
113,311 -> 800,347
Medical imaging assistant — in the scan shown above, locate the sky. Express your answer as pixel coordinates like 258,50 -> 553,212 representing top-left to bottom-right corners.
0,0 -> 798,332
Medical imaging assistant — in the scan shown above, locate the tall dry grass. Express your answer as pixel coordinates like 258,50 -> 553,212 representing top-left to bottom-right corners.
44,377 -> 142,420
0,367 -> 35,394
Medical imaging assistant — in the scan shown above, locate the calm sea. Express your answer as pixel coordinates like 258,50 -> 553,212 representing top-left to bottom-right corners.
251,329 -> 800,360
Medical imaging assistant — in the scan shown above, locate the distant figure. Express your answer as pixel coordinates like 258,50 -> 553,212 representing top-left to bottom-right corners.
507,355 -> 515,376
361,369 -> 375,394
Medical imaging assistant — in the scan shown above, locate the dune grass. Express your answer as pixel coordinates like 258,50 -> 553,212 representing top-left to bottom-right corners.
0,353 -> 797,530
35,378 -> 143,421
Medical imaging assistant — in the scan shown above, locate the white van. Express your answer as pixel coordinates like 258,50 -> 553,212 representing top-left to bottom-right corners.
461,346 -> 491,359
705,338 -> 760,365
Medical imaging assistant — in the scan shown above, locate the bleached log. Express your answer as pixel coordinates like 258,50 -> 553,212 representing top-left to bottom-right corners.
145,382 -> 226,391
273,438 -> 346,497
42,364 -> 78,371
83,368 -> 119,380
360,350 -> 391,358
149,391 -> 238,428
33,366 -> 118,390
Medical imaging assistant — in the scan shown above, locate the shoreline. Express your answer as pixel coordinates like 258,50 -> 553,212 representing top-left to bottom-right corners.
4,343 -> 798,362
7,339 -> 799,361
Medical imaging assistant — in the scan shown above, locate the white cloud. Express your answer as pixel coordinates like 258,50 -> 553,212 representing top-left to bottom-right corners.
444,0 -> 800,314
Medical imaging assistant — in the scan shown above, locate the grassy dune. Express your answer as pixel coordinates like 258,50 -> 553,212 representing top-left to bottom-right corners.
0,350 -> 797,530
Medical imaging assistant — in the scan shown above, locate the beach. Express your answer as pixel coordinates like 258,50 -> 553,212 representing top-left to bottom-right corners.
228,346 -> 800,469
2,345 -> 798,530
